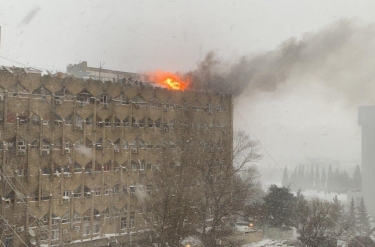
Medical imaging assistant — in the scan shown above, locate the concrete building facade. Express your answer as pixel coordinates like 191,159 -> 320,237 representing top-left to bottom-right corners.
0,67 -> 232,246
358,106 -> 375,217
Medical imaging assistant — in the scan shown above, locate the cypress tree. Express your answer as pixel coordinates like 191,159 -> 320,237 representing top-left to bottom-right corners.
315,165 -> 320,191
347,197 -> 357,235
327,164 -> 333,193
352,165 -> 362,189
321,167 -> 327,191
282,166 -> 289,188
357,198 -> 371,235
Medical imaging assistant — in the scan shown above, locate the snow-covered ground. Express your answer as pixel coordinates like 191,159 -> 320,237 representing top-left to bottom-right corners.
243,239 -> 292,247
293,189 -> 347,204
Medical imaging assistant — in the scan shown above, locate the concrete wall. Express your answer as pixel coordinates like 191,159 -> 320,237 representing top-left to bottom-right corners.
0,69 -> 232,246
358,106 -> 375,217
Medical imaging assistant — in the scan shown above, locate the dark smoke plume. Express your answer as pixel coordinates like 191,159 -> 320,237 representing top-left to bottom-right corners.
187,20 -> 375,102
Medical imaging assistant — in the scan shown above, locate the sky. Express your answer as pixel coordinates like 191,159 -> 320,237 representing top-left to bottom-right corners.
1,0 -> 375,179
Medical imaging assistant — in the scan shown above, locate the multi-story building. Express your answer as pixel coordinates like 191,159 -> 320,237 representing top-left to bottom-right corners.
67,61 -> 142,82
358,106 -> 375,217
0,66 -> 232,246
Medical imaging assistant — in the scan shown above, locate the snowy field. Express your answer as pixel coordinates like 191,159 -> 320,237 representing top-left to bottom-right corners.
295,189 -> 347,204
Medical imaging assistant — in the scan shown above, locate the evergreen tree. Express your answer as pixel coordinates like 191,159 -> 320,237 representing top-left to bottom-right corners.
282,166 -> 289,188
308,165 -> 314,189
290,167 -> 298,191
321,168 -> 327,191
357,198 -> 371,235
301,165 -> 306,190
347,197 -> 357,235
315,165 -> 320,191
293,189 -> 309,227
327,164 -> 333,192
352,165 -> 362,189
264,185 -> 296,228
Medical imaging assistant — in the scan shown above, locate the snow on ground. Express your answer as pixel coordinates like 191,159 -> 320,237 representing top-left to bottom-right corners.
243,239 -> 290,247
294,189 -> 347,204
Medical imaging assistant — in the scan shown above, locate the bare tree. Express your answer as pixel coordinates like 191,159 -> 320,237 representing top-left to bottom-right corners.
184,130 -> 261,246
140,128 -> 261,247
298,198 -> 351,247
141,152 -> 198,247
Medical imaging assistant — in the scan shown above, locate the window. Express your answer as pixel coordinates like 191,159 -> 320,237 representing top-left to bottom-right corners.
131,161 -> 137,171
95,187 -> 101,196
83,224 -> 90,236
148,118 -> 154,128
93,223 -> 100,234
123,117 -> 129,127
42,215 -> 48,223
121,217 -> 127,229
104,118 -> 111,127
63,191 -> 70,203
104,187 -> 109,195
73,187 -> 81,198
113,185 -> 120,194
130,186 -> 136,196
139,161 -> 145,171
114,118 -> 121,127
74,163 -> 82,173
51,216 -> 60,225
102,208 -> 110,219
100,94 -> 108,104
73,212 -> 81,223
103,163 -> 110,172
62,213 -> 70,224
130,215 -> 135,228
51,229 -> 59,240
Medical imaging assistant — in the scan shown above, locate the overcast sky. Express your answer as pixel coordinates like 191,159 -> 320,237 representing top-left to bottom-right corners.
1,0 -> 375,175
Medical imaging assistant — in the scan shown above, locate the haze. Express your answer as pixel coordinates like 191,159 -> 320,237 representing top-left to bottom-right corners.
1,0 -> 375,178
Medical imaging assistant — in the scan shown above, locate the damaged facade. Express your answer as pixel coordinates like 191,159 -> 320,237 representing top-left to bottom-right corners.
0,66 -> 232,246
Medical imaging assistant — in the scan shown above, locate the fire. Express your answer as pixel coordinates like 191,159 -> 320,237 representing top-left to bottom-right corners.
147,71 -> 188,90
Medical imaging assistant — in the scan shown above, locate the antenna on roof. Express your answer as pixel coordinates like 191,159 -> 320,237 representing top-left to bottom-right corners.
99,62 -> 105,81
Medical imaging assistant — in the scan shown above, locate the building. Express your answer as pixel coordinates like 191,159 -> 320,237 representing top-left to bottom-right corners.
67,61 -> 143,82
0,66 -> 232,246
358,106 -> 375,217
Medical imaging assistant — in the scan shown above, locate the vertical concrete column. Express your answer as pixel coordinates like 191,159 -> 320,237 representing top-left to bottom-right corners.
16,116 -> 19,155
3,90 -> 7,124
62,120 -> 66,156
120,120 -> 124,155
13,169 -> 17,210
26,143 -> 30,181
111,144 -> 115,172
50,144 -> 54,181
39,123 -> 43,156
38,169 -> 42,206
93,98 -> 97,132
48,194 -> 52,247
90,190 -> 94,240
60,167 -> 64,205
102,125 -> 105,155
70,191 -> 73,230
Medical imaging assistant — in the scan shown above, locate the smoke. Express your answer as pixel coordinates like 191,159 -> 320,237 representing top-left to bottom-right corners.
75,145 -> 92,158
188,19 -> 375,103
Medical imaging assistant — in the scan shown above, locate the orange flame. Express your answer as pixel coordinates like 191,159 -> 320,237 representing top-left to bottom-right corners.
148,71 -> 188,90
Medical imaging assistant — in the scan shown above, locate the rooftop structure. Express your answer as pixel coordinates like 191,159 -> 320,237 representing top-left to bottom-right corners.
67,61 -> 143,82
